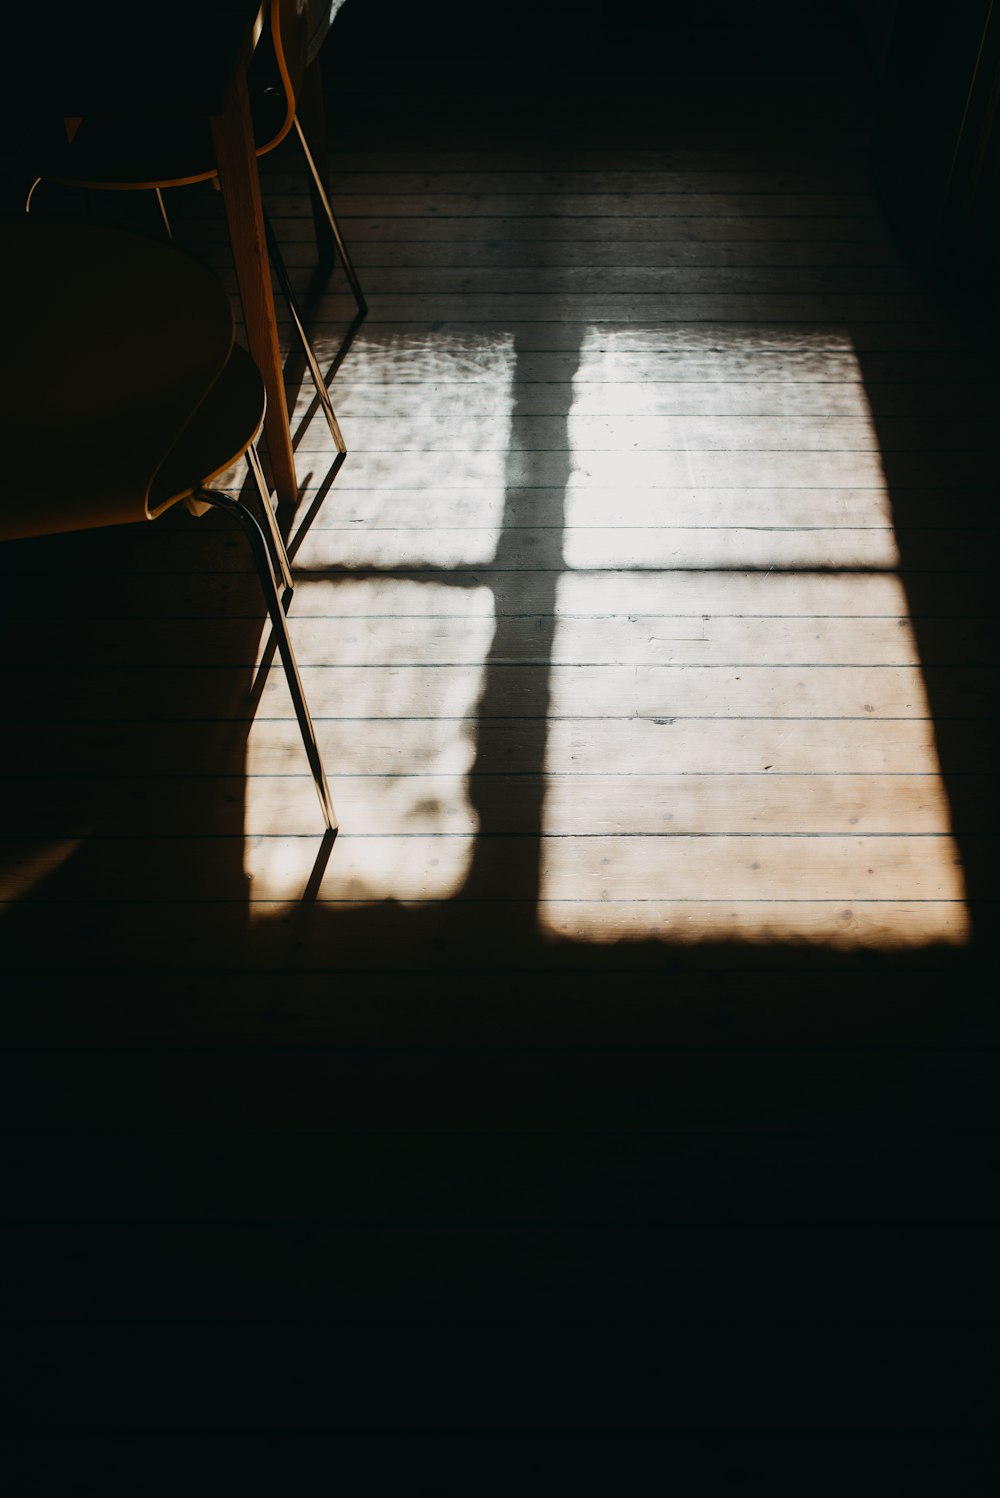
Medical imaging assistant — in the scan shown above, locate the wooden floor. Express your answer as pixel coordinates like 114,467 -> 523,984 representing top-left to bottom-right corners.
2,4 -> 999,1484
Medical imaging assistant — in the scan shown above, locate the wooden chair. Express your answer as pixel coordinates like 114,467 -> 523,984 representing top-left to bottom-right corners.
0,219 -> 337,832
26,0 -> 366,461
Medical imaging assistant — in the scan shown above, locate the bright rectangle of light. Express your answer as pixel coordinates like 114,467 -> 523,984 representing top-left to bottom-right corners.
540,327 -> 968,947
244,578 -> 495,905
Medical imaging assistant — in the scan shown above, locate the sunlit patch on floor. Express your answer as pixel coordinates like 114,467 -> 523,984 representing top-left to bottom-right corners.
288,334 -> 514,566
244,580 -> 495,907
245,327 -> 518,907
539,327 -> 970,947
292,330 -> 517,568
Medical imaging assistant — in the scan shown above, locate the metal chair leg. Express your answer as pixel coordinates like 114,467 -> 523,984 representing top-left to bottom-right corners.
245,442 -> 294,596
264,208 -> 348,456
196,476 -> 337,834
154,188 -> 173,239
292,114 -> 368,319
27,176 -> 175,248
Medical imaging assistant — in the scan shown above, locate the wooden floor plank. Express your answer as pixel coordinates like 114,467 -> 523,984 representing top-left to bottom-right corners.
10,611 -> 999,667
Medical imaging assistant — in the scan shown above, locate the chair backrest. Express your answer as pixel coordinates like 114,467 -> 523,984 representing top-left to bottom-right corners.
249,0 -> 312,156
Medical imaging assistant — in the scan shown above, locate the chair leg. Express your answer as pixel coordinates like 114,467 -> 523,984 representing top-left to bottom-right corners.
246,442 -> 294,596
195,476 -> 337,834
292,114 -> 368,319
263,209 -> 348,456
154,188 -> 173,239
27,176 -> 173,246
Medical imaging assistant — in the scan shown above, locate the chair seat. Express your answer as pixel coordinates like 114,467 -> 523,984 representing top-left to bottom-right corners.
1,221 -> 234,538
0,218 -> 337,831
149,343 -> 266,512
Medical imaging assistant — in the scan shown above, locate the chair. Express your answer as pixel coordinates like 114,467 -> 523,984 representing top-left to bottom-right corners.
26,0 -> 366,461
0,219 -> 337,832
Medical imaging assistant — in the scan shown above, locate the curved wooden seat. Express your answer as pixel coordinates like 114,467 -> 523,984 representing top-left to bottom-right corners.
4,221 -> 233,536
0,220 -> 336,831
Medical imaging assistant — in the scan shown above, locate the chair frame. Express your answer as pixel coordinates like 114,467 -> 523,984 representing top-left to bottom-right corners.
2,218 -> 338,835
202,447 -> 337,833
